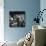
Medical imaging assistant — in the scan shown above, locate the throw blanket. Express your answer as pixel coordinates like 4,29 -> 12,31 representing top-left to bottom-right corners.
17,32 -> 34,46
23,32 -> 34,46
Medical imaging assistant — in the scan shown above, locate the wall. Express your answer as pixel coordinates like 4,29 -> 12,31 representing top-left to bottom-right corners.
4,0 -> 40,42
40,0 -> 46,27
0,0 -> 4,42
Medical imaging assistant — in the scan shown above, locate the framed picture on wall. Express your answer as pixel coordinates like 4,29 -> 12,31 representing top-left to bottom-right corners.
9,11 -> 25,27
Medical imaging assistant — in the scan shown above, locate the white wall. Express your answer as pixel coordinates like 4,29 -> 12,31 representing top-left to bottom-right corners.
0,0 -> 4,42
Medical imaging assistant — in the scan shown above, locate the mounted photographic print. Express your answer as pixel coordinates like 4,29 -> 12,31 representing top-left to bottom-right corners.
9,11 -> 25,27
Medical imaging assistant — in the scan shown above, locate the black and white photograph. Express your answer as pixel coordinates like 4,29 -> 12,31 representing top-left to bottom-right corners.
9,11 -> 25,27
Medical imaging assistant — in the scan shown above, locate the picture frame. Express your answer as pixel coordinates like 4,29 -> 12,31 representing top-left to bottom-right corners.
9,11 -> 25,27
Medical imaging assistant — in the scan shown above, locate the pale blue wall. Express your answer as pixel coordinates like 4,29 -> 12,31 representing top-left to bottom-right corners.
4,0 -> 40,42
40,0 -> 46,27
